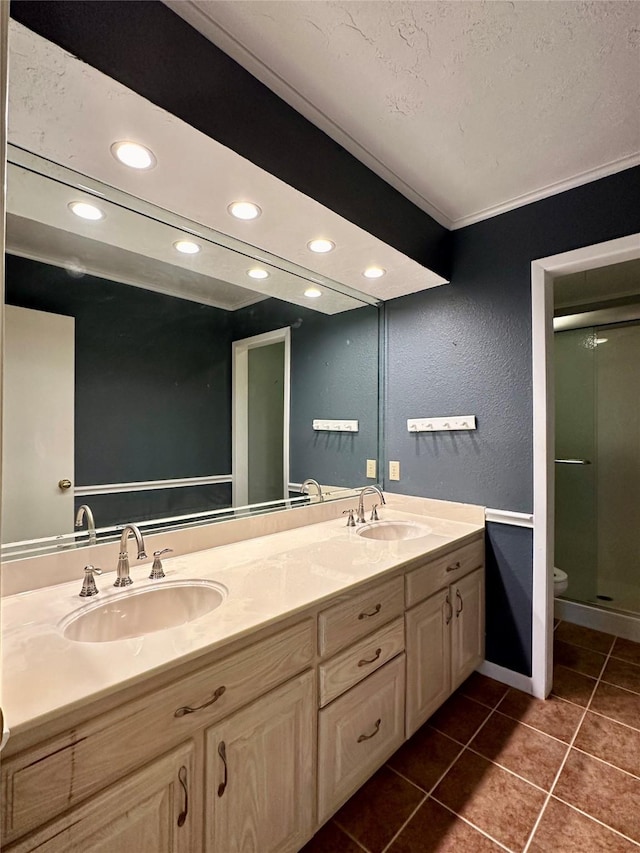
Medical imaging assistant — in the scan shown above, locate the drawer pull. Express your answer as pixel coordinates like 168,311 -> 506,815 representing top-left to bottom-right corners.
217,741 -> 228,797
358,603 -> 382,620
174,685 -> 226,717
445,594 -> 453,624
358,648 -> 382,667
177,765 -> 189,827
447,561 -> 462,572
357,718 -> 382,743
456,589 -> 464,616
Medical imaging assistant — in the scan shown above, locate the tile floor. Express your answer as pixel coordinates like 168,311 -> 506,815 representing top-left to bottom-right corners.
302,622 -> 640,852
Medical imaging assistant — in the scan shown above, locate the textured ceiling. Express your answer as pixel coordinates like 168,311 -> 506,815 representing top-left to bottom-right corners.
167,0 -> 640,229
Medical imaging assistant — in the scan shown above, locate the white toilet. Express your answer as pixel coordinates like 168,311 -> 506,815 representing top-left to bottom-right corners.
554,567 -> 569,596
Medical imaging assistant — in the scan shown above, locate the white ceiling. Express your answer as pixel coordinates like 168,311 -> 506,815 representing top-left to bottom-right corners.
167,0 -> 640,230
8,20 -> 447,308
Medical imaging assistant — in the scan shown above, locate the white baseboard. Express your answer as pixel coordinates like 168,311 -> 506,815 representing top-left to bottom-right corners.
476,660 -> 535,696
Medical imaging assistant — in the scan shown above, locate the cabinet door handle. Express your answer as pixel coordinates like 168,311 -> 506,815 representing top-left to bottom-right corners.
358,648 -> 382,667
445,594 -> 453,624
174,685 -> 226,717
456,589 -> 463,617
358,603 -> 382,620
446,561 -> 461,573
357,718 -> 382,743
177,765 -> 189,827
217,741 -> 228,797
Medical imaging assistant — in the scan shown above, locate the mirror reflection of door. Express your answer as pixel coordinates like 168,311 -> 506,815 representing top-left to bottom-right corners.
233,328 -> 290,507
2,305 -> 75,541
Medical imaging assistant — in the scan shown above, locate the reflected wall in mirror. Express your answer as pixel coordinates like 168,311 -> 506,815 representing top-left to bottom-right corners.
2,152 -> 380,557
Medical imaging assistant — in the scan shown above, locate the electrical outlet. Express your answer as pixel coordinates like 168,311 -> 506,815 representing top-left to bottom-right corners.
389,460 -> 400,481
366,459 -> 377,478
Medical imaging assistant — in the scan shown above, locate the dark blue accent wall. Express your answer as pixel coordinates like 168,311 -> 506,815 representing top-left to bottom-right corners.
386,170 -> 640,674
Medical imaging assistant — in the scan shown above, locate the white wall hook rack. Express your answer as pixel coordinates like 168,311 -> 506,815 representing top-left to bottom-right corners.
407,416 -> 477,432
313,419 -> 359,433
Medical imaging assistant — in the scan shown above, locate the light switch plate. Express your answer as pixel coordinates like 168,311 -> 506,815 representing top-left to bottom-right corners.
389,460 -> 400,481
366,459 -> 377,478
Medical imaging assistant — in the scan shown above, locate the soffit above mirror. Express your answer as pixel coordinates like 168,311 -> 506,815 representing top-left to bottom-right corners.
8,20 -> 449,301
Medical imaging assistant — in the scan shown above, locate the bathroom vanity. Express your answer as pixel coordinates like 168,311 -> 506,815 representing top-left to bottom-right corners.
1,497 -> 484,851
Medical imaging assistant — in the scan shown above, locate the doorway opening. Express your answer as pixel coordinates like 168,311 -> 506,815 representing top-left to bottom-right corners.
531,233 -> 640,698
232,327 -> 291,508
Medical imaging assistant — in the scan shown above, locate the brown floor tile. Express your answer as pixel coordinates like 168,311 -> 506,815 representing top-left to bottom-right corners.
601,657 -> 640,694
554,622 -> 615,655
574,711 -> 640,778
300,821 -> 365,853
334,765 -> 424,853
499,689 -> 584,742
590,681 -> 640,730
456,672 -> 510,708
528,797 -> 638,852
469,711 -> 567,789
611,637 -> 640,667
428,693 -> 493,745
551,664 -> 597,707
432,749 -> 547,851
388,725 -> 461,793
554,640 -> 607,678
554,750 -> 640,842
387,798 -> 504,853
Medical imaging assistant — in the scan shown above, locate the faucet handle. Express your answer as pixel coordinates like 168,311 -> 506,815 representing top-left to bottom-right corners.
150,548 -> 172,580
370,504 -> 380,521
342,509 -> 357,527
79,565 -> 103,597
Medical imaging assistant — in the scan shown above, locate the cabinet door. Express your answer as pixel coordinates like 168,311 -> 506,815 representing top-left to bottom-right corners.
205,672 -> 314,853
405,587 -> 451,737
451,568 -> 485,690
7,743 -> 197,853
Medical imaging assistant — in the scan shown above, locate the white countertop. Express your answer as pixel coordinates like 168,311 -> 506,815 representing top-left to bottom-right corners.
2,501 -> 483,739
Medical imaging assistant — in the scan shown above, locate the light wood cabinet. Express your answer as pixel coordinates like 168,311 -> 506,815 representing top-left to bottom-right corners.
406,559 -> 485,737
451,567 -> 485,690
5,742 -> 198,853
406,588 -> 452,736
318,655 -> 405,823
204,672 -> 314,853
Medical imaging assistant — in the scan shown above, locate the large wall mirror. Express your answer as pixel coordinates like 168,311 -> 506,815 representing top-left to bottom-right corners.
2,18 -> 445,561
2,147 -> 380,559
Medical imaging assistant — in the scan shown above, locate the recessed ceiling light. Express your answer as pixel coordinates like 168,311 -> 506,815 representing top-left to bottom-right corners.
247,268 -> 270,280
173,240 -> 201,254
307,239 -> 335,254
363,266 -> 385,279
228,201 -> 262,220
68,201 -> 104,221
304,287 -> 322,298
111,140 -> 156,170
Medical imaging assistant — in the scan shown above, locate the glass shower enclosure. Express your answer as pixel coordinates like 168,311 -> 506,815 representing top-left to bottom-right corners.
555,322 -> 640,616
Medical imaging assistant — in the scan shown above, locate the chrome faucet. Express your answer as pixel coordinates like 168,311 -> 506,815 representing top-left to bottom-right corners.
75,504 -> 97,546
357,486 -> 385,523
114,524 -> 147,587
300,478 -> 324,502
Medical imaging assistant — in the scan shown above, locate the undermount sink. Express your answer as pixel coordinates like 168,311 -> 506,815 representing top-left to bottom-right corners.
60,579 -> 227,643
357,520 -> 432,541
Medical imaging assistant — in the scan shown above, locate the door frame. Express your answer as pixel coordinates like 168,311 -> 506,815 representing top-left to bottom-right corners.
530,232 -> 640,699
232,327 -> 291,508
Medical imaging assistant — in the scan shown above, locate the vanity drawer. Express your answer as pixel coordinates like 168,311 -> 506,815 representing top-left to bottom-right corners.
1,619 -> 314,843
317,654 -> 405,823
406,537 -> 484,607
318,576 -> 404,658
319,617 -> 405,707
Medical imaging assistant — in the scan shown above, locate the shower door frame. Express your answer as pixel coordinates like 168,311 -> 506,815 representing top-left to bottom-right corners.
530,232 -> 640,699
